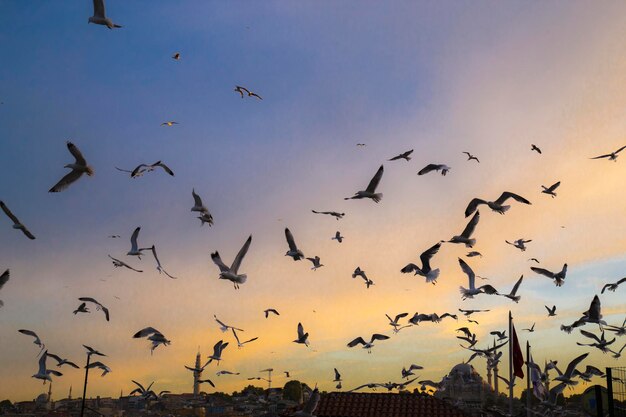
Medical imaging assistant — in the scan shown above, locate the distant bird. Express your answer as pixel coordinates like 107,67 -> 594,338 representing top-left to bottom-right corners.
133,327 -> 171,354
458,258 -> 499,300
32,352 -> 62,383
83,345 -> 106,357
400,241 -> 443,284
531,264 -> 567,287
19,329 -> 45,353
580,295 -> 607,327
108,255 -> 143,273
283,371 -> 290,378
331,231 -> 344,243
489,330 -> 507,341
86,361 -> 111,377
467,318 -> 479,325
506,238 -> 532,252
264,309 -> 279,318
129,380 -> 156,399
234,86 -> 249,98
345,165 -> 384,203
88,0 -> 122,29
553,353 -> 589,387
217,370 -> 240,376
46,353 -> 79,369
129,161 -> 174,178
293,323 -> 310,347
462,152 -> 480,163
284,228 -> 305,260
388,149 -> 414,161
211,235 -> 252,289
311,210 -> 345,220
531,144 -> 542,154
528,258 -> 540,263
214,315 -> 243,333
605,318 -> 626,337
601,277 -> 626,294
108,235 -> 120,238
356,143 -> 366,147
73,302 -> 89,315
191,189 -> 212,222
500,275 -> 523,303
386,312 -> 409,333
465,191 -> 531,217
590,145 -> 626,161
306,256 -> 324,271
0,269 -> 9,308
418,164 -> 451,176
198,379 -> 215,387
0,201 -> 36,239
161,121 -> 178,126
611,343 -> 626,359
401,364 -> 423,379
206,340 -> 229,366
541,181 -> 561,198
172,53 -> 180,60
231,329 -> 258,348
466,251 -> 482,258
459,309 -> 490,317
523,323 -> 536,332
577,330 -> 615,353
247,90 -> 263,100
334,368 -> 342,389
49,142 -> 93,192
148,245 -> 177,279
347,334 -> 390,353
126,227 -> 148,258
78,297 -> 110,321
545,305 -> 557,317
352,267 -> 374,288
449,211 -> 480,248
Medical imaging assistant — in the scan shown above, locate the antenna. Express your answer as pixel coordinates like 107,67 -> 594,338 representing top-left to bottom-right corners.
260,368 -> 273,389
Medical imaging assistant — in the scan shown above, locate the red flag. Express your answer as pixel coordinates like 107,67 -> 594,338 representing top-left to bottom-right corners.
511,323 -> 524,378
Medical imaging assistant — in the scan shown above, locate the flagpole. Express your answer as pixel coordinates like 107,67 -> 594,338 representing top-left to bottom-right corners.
526,341 -> 531,417
508,311 -> 513,416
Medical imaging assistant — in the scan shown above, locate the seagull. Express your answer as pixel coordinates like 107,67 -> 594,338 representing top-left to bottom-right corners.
581,295 -> 607,327
214,315 -> 243,333
545,305 -> 557,316
19,329 -> 45,354
528,258 -> 540,263
523,323 -> 536,332
133,327 -> 171,354
462,152 -> 480,163
541,181 -> 561,198
73,302 -> 90,315
400,241 -> 443,284
211,235 -> 252,289
401,364 -> 423,379
0,269 -> 7,308
500,275 -> 523,303
126,227 -> 149,258
88,0 -> 122,29
205,340 -> 229,366
356,143 -> 366,147
306,256 -> 324,271
191,189 -> 212,220
553,353 -> 589,386
449,211 -> 480,248
46,353 -> 79,369
234,86 -> 249,98
506,239 -> 532,252
352,267 -> 374,288
83,345 -> 106,357
32,352 -> 62,383
590,145 -> 626,161
148,245 -> 177,279
605,317 -> 626,336
78,297 -> 110,321
489,330 -> 507,341
601,277 -> 626,294
531,144 -> 542,154
161,121 -> 178,126
108,255 -> 143,273
610,343 -> 626,359
531,264 -> 567,287
284,228 -> 305,260
560,318 -> 587,334
198,379 -> 215,387
574,365 -> 605,382
264,309 -> 279,318
331,231 -> 344,243
87,361 -> 111,377
231,329 -> 258,348
216,370 -> 240,376
172,53 -> 180,60
49,142 -> 93,192
577,330 -> 615,353
344,165 -> 384,203
347,334 -> 390,353
284,371 -> 290,378
388,149 -> 414,161
129,380 -> 156,399
130,161 -> 174,178
385,313 -> 409,333
417,164 -> 451,176
108,235 -> 120,238
465,191 -> 531,217
333,368 -> 342,389
293,323 -> 310,347
458,258 -> 499,300
459,309 -> 490,317
466,251 -> 482,258
0,201 -> 36,240
311,210 -> 344,220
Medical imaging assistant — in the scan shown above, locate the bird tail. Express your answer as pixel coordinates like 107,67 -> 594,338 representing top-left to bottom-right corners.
237,274 -> 247,284
86,166 -> 95,176
465,239 -> 476,248
459,286 -> 472,298
425,269 -> 440,283
372,193 -> 383,203
500,205 -> 510,213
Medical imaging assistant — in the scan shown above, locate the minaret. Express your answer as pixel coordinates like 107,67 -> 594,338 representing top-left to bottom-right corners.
68,386 -> 72,400
48,382 -> 53,402
193,350 -> 202,397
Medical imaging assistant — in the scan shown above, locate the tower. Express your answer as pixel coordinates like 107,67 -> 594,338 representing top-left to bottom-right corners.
68,385 -> 72,400
193,350 -> 202,397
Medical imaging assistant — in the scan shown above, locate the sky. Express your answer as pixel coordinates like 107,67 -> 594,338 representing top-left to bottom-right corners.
1,0 -> 626,402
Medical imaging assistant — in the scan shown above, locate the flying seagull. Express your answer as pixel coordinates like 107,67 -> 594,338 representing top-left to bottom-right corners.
83,345 -> 106,357
500,275 -> 523,303
211,235 -> 252,289
334,368 -> 342,389
284,228 -> 304,260
388,149 -> 414,161
541,181 -> 561,198
331,231 -> 344,243
580,295 -> 607,327
345,165 -> 384,203
418,164 -> 451,176
528,258 -> 540,263
130,161 -> 174,178
590,145 -> 626,161
234,86 -> 249,98
553,353 -> 589,387
523,323 -> 536,332
172,53 -> 180,60
577,330 -> 615,353
161,121 -> 178,126
293,323 -> 310,347
264,309 -> 279,318
133,327 -> 171,354
216,370 -> 240,376
126,227 -> 149,258
0,269 -> 9,308
467,251 -> 482,258
459,309 -> 490,317
49,142 -> 93,192
402,364 -> 424,379
78,297 -> 110,321
306,256 -> 324,271
0,201 -> 35,239
545,305 -> 557,316
356,143 -> 366,147
352,267 -> 374,288
33,352 -> 62,383
214,315 -> 243,333
386,312 -> 410,333
465,191 -> 531,217
191,189 -> 212,225
148,245 -> 177,279
231,329 -> 258,348
247,89 -> 263,100
531,144 -> 542,154
601,277 -> 626,294
531,264 -> 567,287
86,361 -> 111,377
347,334 -> 390,353
311,210 -> 345,220
73,302 -> 89,315
108,255 -> 143,272
449,211 -> 480,248
88,0 -> 122,29
489,330 -> 507,341
18,329 -> 45,353
462,152 -> 480,163
205,340 -> 229,366
506,239 -> 532,252
458,258 -> 499,300
46,353 -> 79,369
400,241 -> 443,284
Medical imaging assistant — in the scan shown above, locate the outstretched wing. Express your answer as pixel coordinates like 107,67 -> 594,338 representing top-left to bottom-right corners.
530,267 -> 555,278
417,164 -> 441,175
465,198 -> 487,217
49,169 -> 83,192
495,191 -> 531,206
458,258 -> 475,290
0,269 -> 9,291
365,165 -> 384,193
133,327 -> 160,338
192,189 -> 204,207
460,211 -> 480,238
564,353 -> 589,378
67,142 -> 87,166
285,228 -> 298,251
211,251 -> 230,273
347,337 -> 366,347
547,181 -> 561,192
370,334 -> 390,342
231,235 -> 252,273
0,201 -> 20,224
579,329 -> 601,343
509,275 -> 523,296
419,241 -> 442,271
93,0 -> 106,18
